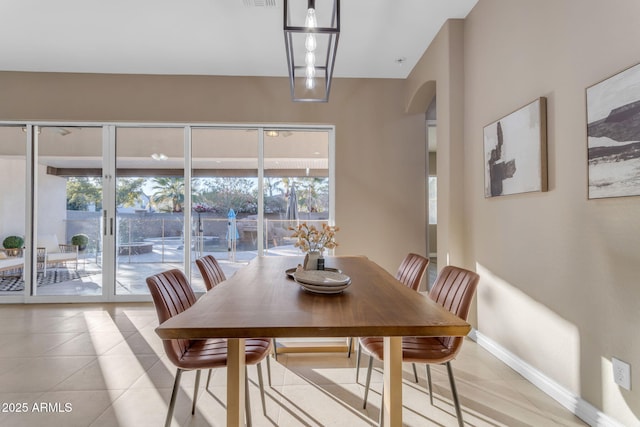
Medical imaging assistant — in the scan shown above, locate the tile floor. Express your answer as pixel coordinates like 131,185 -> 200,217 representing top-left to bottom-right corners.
0,303 -> 587,427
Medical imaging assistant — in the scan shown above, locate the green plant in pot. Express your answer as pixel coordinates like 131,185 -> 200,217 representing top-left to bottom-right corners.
3,235 -> 24,250
71,234 -> 89,251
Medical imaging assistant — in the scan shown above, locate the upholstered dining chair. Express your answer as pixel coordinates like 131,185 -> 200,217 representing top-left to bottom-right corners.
195,255 -> 280,360
195,254 -> 226,291
359,265 -> 479,427
350,252 -> 430,363
146,269 -> 272,427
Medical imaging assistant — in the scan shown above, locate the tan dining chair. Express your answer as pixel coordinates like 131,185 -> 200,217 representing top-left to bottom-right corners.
195,255 -> 280,360
146,269 -> 272,427
351,252 -> 430,367
394,252 -> 431,291
195,254 -> 226,291
359,265 -> 479,427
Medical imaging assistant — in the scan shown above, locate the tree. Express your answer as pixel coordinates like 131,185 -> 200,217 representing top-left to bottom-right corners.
151,177 -> 185,212
199,177 -> 257,213
297,177 -> 329,213
116,178 -> 145,208
66,177 -> 102,210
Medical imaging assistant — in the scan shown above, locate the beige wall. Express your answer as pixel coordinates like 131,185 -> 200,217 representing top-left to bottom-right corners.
0,72 -> 427,275
408,0 -> 640,424
406,20 -> 467,271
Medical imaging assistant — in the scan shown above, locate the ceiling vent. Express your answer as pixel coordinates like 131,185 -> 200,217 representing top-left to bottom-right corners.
243,0 -> 277,7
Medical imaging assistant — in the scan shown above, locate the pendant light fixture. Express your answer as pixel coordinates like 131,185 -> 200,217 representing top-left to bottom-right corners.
284,0 -> 340,102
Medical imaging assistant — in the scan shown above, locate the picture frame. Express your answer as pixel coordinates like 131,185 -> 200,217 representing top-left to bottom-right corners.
586,62 -> 640,199
483,97 -> 548,198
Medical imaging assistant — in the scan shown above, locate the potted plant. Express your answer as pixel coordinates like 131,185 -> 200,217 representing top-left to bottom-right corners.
2,235 -> 24,250
71,234 -> 89,251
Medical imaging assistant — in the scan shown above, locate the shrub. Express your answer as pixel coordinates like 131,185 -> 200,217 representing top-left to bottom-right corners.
71,234 -> 89,247
3,235 -> 24,249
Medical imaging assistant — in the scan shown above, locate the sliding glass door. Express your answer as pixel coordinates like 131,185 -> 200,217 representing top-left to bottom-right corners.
114,127 -> 185,296
263,129 -> 330,255
0,122 -> 334,302
190,128 -> 259,291
35,126 -> 104,297
0,126 -> 27,298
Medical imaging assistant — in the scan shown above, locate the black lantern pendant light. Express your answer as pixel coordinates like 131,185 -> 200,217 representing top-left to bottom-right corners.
284,0 -> 340,102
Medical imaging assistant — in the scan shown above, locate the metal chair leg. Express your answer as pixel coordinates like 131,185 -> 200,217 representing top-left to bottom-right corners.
272,338 -> 278,360
245,367 -> 252,427
412,363 -> 418,383
256,362 -> 267,416
192,369 -> 201,415
363,355 -> 374,409
446,362 -> 464,427
206,369 -> 213,390
355,340 -> 362,383
266,354 -> 272,387
378,386 -> 384,427
347,337 -> 353,357
426,364 -> 433,405
165,368 -> 183,427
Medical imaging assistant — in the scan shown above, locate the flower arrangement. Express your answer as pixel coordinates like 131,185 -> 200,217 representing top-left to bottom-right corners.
289,223 -> 339,254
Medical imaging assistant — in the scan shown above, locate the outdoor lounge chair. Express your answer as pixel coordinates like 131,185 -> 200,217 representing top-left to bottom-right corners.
0,248 -> 24,276
0,247 -> 47,277
38,234 -> 78,271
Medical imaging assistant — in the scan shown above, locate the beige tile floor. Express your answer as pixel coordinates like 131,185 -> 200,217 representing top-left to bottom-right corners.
0,303 -> 587,427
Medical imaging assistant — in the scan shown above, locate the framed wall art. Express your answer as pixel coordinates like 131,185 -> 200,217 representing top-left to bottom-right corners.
587,62 -> 640,199
483,97 -> 548,198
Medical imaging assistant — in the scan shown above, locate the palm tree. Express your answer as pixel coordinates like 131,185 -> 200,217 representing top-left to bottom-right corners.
151,177 -> 184,212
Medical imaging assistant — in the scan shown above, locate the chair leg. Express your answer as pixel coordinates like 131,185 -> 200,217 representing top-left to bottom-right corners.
266,353 -> 272,387
347,337 -> 353,357
206,369 -> 213,390
363,355 -> 374,409
191,370 -> 201,415
165,368 -> 183,427
256,362 -> 267,416
446,362 -> 464,427
245,367 -> 252,427
412,363 -> 418,383
378,386 -> 384,427
272,338 -> 278,360
426,364 -> 433,405
355,340 -> 362,383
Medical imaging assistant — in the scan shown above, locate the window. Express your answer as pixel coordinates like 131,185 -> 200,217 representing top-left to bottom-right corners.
428,176 -> 437,225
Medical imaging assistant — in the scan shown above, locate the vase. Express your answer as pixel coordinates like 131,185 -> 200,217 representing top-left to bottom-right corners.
304,251 -> 321,270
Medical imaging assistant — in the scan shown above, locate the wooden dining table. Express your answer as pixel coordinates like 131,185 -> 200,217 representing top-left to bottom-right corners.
155,255 -> 471,427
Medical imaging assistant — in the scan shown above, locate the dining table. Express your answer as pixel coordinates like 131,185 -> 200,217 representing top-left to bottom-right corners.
155,255 -> 471,427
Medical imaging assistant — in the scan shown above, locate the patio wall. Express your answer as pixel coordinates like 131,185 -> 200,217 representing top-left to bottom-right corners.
0,158 -> 26,239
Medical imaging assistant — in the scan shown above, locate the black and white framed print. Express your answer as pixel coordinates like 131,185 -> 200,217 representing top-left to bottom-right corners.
587,62 -> 640,199
483,97 -> 548,198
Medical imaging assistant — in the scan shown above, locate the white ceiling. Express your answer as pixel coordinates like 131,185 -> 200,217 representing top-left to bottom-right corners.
0,0 -> 477,79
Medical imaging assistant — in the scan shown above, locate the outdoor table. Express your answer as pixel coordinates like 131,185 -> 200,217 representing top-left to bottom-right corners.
155,255 -> 471,427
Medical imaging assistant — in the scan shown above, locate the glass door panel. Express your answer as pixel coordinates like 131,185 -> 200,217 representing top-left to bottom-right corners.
263,129 -> 330,256
115,127 -> 185,295
0,126 -> 27,297
35,126 -> 104,296
190,128 -> 258,291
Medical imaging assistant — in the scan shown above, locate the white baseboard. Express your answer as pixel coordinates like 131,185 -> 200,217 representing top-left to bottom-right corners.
469,329 -> 626,427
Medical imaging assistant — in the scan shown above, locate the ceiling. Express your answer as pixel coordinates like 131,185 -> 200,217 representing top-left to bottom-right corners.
0,0 -> 477,79
0,125 -> 331,173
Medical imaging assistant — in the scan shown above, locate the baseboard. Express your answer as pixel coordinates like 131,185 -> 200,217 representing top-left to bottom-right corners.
469,329 -> 626,427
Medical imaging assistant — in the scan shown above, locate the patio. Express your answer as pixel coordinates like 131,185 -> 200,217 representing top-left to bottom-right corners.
0,242 -> 302,296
